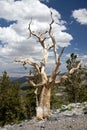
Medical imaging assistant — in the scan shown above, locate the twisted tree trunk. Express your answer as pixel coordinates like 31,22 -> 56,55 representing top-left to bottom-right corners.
36,86 -> 51,119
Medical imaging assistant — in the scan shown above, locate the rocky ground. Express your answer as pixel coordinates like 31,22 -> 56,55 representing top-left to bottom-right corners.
0,102 -> 87,130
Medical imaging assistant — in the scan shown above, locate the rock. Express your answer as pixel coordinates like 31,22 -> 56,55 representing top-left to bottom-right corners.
47,116 -> 58,121
83,107 -> 87,114
40,124 -> 45,129
0,128 -> 7,130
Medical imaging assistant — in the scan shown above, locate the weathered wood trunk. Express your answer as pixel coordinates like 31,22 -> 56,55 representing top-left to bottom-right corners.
36,86 -> 51,119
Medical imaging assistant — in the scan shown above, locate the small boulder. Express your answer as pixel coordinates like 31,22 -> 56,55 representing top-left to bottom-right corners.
83,107 -> 87,114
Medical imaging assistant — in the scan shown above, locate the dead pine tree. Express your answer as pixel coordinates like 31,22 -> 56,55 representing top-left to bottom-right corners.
15,11 -> 81,120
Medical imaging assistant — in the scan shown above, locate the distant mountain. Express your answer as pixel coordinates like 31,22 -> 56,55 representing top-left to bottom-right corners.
10,77 -> 19,82
10,76 -> 28,83
16,76 -> 28,83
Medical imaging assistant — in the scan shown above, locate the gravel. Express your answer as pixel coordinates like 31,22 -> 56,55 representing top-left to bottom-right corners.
0,114 -> 87,130
0,103 -> 87,130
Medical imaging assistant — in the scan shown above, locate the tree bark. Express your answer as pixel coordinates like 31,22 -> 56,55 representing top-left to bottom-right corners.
36,86 -> 51,119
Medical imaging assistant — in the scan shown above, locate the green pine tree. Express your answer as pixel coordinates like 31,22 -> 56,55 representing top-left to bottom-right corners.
0,71 -> 25,126
63,53 -> 87,103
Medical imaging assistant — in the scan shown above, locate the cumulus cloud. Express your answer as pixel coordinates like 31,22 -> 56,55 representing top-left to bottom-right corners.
72,8 -> 87,25
40,0 -> 49,2
0,0 -> 73,76
79,54 -> 87,61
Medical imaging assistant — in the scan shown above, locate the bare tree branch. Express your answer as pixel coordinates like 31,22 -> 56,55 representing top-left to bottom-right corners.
48,45 -> 54,50
48,11 -> 58,63
50,47 -> 65,84
28,19 -> 48,48
29,67 -> 47,87
55,61 -> 82,85
29,79 -> 47,87
28,18 -> 50,66
69,61 -> 82,74
15,59 -> 40,74
15,59 -> 48,87
41,48 -> 49,65
38,31 -> 48,37
58,47 -> 65,62
55,75 -> 68,85
49,11 -> 54,35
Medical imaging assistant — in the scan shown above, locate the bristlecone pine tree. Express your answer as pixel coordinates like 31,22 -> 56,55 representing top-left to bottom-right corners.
63,53 -> 87,103
15,11 -> 81,120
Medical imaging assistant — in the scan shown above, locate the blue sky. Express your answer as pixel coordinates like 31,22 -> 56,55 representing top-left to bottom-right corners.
44,0 -> 87,54
0,0 -> 87,76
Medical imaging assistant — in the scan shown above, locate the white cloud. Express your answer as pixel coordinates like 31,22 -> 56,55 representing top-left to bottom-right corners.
72,8 -> 87,25
79,54 -> 87,61
0,0 -> 73,76
74,47 -> 79,51
77,54 -> 87,67
40,0 -> 49,2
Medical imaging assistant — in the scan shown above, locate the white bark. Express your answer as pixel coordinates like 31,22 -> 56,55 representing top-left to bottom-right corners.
36,86 -> 51,119
69,62 -> 82,74
36,106 -> 50,119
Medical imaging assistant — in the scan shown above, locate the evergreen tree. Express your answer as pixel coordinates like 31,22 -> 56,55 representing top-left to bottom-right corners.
63,53 -> 87,103
0,71 -> 25,126
51,86 -> 65,109
25,86 -> 36,119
